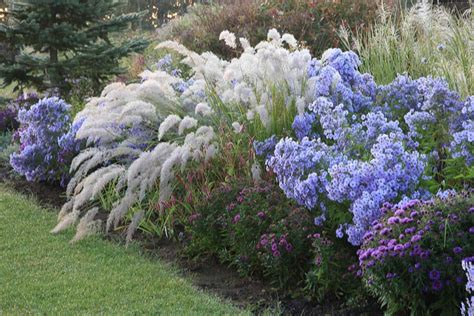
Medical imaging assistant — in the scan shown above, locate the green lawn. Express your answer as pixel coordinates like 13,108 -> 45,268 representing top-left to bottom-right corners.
0,186 -> 246,315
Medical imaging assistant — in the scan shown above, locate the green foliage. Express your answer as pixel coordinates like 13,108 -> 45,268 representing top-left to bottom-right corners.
156,0 -> 378,59
0,131 -> 17,172
186,180 -> 314,290
341,2 -> 474,97
0,0 -> 149,95
186,179 -> 367,302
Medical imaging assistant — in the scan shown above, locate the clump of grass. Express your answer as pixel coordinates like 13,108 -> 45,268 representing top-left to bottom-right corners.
340,0 -> 474,97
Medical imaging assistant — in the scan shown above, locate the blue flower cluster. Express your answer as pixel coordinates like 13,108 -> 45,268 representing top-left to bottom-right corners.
378,75 -> 473,165
451,97 -> 474,165
261,49 -> 474,246
10,97 -> 83,186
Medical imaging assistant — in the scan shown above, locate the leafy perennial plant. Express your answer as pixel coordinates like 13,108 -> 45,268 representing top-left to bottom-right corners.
10,97 -> 83,186
27,28 -> 472,311
263,48 -> 473,246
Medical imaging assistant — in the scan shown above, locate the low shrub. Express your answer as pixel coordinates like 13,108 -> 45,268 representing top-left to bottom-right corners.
358,191 -> 474,315
187,179 -> 362,300
10,97 -> 84,186
188,180 -> 312,284
157,0 -> 378,58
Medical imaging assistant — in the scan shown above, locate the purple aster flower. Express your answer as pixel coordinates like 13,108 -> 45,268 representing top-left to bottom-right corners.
271,243 -> 278,252
394,209 -> 405,216
380,228 -> 391,236
387,216 -> 401,225
394,244 -> 404,252
453,246 -> 463,254
232,214 -> 241,224
411,235 -> 422,243
405,227 -> 416,234
257,211 -> 266,220
432,280 -> 442,291
429,269 -> 441,280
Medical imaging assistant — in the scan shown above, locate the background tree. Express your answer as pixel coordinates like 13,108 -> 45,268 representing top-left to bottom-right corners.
0,0 -> 149,94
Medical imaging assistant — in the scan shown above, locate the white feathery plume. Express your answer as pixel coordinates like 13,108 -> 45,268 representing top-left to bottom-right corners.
296,97 -> 306,115
125,210 -> 145,246
91,165 -> 125,199
239,37 -> 252,51
205,144 -> 218,163
178,116 -> 198,135
256,105 -> 270,128
71,208 -> 101,243
158,115 -> 181,140
155,40 -> 204,68
219,30 -> 237,49
107,192 -> 138,232
70,148 -> 101,173
51,209 -> 79,234
120,100 -> 158,122
58,199 -> 74,222
252,162 -> 262,182
195,102 -> 213,116
101,82 -> 126,97
267,28 -> 281,44
232,122 -> 243,133
72,165 -> 120,212
159,147 -> 182,203
282,33 -> 298,48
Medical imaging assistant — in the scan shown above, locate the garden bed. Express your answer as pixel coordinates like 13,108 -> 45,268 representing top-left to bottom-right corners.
1,1 -> 473,315
0,170 -> 382,315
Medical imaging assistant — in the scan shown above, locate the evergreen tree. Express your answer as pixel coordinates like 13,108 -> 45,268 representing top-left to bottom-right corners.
0,0 -> 149,94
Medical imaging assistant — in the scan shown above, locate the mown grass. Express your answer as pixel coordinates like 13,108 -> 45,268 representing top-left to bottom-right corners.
0,185 -> 246,315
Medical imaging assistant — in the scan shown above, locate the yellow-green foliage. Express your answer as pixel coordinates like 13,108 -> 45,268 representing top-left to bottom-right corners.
341,2 -> 474,97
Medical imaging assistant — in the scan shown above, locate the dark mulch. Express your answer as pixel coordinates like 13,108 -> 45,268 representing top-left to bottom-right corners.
0,168 -> 66,209
0,169 -> 381,315
136,237 -> 382,315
